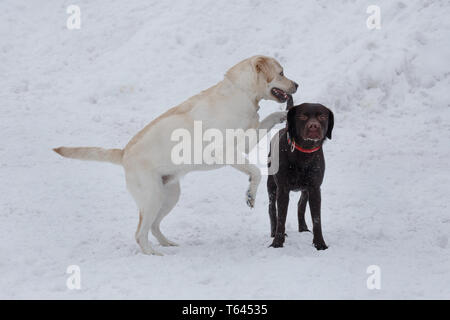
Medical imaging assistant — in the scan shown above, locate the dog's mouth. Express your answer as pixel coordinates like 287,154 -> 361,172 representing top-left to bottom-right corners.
304,130 -> 323,141
304,137 -> 321,142
271,88 -> 289,102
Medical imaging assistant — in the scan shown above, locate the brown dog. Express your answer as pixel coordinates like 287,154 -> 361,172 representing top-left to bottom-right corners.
267,100 -> 334,250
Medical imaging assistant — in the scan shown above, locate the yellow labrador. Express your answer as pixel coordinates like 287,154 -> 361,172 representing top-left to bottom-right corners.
54,55 -> 298,255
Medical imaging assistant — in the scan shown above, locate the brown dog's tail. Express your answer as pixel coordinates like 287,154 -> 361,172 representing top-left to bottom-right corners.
53,147 -> 123,165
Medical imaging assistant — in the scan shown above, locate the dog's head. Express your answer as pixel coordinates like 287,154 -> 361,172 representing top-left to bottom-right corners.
287,103 -> 334,142
225,56 -> 298,103
252,56 -> 298,103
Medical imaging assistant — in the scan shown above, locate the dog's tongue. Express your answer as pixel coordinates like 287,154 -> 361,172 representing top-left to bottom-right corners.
286,94 -> 294,110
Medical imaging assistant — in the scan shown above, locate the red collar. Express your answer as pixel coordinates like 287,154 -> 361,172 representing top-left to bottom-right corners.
287,136 -> 321,153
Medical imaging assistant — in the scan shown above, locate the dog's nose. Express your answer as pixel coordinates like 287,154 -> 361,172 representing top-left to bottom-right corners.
294,82 -> 299,90
307,122 -> 319,130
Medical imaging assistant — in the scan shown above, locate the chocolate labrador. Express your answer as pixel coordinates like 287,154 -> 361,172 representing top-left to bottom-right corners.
267,97 -> 334,250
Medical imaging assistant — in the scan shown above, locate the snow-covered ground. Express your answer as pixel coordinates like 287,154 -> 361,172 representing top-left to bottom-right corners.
1,0 -> 449,299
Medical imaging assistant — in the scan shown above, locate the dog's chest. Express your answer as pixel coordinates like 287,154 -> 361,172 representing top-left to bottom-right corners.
285,161 -> 322,190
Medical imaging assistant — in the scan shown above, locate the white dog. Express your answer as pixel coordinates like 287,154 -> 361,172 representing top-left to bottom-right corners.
54,55 -> 298,255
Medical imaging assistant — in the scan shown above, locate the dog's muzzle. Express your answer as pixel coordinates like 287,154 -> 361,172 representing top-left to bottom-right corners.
304,120 -> 323,141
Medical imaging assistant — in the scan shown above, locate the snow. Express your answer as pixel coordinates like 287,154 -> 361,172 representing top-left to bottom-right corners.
1,0 -> 449,299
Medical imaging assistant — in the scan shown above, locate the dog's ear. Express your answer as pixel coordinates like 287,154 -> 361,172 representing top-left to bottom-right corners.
287,106 -> 298,141
326,108 -> 334,140
254,57 -> 274,83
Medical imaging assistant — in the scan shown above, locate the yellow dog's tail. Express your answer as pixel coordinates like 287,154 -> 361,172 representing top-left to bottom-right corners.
53,147 -> 123,165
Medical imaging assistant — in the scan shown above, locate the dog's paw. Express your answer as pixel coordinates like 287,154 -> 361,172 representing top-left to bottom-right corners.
159,239 -> 179,247
270,239 -> 284,248
246,189 -> 255,208
313,241 -> 328,251
142,247 -> 164,256
270,234 -> 285,248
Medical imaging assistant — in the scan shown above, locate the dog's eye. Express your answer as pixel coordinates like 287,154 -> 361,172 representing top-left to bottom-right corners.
279,71 -> 284,76
318,114 -> 327,121
299,114 -> 308,120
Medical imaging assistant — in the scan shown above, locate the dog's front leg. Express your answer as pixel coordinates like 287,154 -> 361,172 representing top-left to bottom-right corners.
231,163 -> 261,208
298,191 -> 310,232
258,111 -> 287,133
237,112 -> 287,155
271,188 -> 289,248
309,187 -> 328,250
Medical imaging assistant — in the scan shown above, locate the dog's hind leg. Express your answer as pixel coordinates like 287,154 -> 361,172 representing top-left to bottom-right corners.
151,181 -> 180,247
298,191 -> 310,232
267,175 -> 277,237
127,171 -> 164,255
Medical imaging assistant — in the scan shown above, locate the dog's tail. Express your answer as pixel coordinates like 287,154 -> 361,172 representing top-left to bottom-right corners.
53,146 -> 123,165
